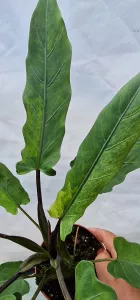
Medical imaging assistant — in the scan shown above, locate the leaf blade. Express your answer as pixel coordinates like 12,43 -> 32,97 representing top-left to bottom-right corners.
14,293 -> 22,300
49,73 -> 140,240
0,262 -> 29,299
0,262 -> 22,283
0,233 -> 46,254
19,253 -> 50,273
101,138 -> 140,193
108,237 -> 140,288
0,163 -> 29,215
16,0 -> 72,175
75,261 -> 117,300
38,203 -> 51,248
0,280 -> 29,299
0,296 -> 16,300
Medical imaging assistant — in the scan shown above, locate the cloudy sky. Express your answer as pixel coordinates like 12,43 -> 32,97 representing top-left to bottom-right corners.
0,0 -> 140,298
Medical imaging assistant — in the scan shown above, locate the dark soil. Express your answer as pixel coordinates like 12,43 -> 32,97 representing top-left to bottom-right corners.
36,226 -> 102,300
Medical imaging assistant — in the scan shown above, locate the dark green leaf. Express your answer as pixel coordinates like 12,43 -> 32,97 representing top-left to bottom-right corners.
57,234 -> 73,266
38,203 -> 51,247
49,73 -> 140,240
0,233 -> 46,254
0,163 -> 29,215
75,261 -> 117,300
16,0 -> 72,176
101,138 -> 140,193
19,253 -> 50,273
108,237 -> 140,288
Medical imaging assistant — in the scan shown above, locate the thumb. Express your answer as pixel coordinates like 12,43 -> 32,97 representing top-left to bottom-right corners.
95,249 -> 114,285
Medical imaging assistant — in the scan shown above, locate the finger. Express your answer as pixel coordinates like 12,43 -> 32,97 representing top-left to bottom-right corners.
89,228 -> 116,258
95,249 -> 115,285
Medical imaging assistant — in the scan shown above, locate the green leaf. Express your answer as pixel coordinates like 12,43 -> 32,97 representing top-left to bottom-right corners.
0,280 -> 29,299
0,262 -> 29,299
49,73 -> 140,240
70,158 -> 76,168
0,233 -> 46,254
71,139 -> 140,193
75,261 -> 117,300
0,262 -> 22,283
16,0 -> 72,176
108,237 -> 140,288
38,203 -> 51,247
101,138 -> 140,193
13,294 -> 21,300
0,163 -> 30,215
0,296 -> 16,300
57,234 -> 73,266
19,253 -> 50,273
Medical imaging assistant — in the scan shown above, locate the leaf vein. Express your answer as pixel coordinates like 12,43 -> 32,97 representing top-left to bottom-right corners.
47,27 -> 64,58
30,65 -> 44,84
35,17 -> 45,51
47,55 -> 69,88
45,95 -> 70,126
105,133 -> 137,151
42,129 -> 63,157
123,107 -> 140,119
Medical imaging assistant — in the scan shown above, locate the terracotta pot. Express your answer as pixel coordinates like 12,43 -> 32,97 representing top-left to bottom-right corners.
36,224 -> 102,300
42,291 -> 50,300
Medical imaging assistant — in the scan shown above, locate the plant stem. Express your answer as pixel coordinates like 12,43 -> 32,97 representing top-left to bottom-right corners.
73,226 -> 79,256
36,169 -> 43,207
36,169 -> 52,249
56,255 -> 72,300
91,258 -> 116,263
0,272 -> 21,294
31,273 -> 46,300
19,206 -> 40,231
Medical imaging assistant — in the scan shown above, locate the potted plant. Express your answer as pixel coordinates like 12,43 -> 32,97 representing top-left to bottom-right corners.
0,0 -> 140,299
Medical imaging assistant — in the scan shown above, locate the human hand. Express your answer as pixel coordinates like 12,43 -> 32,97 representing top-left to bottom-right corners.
89,228 -> 140,300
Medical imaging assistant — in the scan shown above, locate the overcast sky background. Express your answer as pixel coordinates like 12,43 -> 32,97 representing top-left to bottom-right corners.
0,0 -> 140,298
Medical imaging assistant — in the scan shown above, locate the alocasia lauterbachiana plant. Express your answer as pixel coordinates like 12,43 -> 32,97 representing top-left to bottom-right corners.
0,0 -> 140,299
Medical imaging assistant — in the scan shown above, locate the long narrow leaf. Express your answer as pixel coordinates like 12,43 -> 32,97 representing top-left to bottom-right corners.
101,138 -> 140,193
0,233 -> 46,254
38,203 -> 51,247
16,0 -> 72,176
49,73 -> 140,240
19,253 -> 50,273
71,138 -> 140,195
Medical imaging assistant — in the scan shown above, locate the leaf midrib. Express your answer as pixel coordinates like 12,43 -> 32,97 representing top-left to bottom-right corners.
62,84 -> 140,218
37,0 -> 48,168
